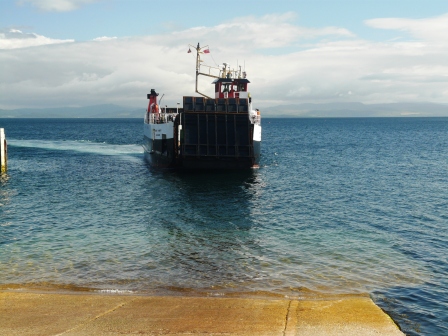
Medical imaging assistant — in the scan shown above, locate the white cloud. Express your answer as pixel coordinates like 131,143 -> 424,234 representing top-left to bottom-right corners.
2,13 -> 448,109
365,13 -> 448,43
93,36 -> 118,41
0,29 -> 74,49
174,13 -> 354,50
16,0 -> 101,12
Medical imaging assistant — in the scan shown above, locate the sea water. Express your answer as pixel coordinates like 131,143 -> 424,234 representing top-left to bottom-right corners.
0,117 -> 447,335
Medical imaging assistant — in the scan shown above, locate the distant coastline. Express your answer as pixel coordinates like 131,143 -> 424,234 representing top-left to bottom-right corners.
1,102 -> 448,118
266,101 -> 448,118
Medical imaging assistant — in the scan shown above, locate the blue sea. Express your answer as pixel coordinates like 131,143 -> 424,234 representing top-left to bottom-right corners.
1,117 -> 447,335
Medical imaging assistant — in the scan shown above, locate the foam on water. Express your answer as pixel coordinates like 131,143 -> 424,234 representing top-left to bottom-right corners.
95,289 -> 135,294
8,139 -> 142,156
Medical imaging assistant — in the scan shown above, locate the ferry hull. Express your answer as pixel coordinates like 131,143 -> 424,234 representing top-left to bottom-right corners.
143,136 -> 176,169
144,104 -> 261,170
178,139 -> 260,170
143,137 -> 260,170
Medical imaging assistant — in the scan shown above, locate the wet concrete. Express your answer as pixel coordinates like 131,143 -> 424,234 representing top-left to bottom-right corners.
0,291 -> 404,335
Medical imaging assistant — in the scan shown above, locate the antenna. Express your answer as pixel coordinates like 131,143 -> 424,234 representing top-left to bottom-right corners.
188,42 -> 219,99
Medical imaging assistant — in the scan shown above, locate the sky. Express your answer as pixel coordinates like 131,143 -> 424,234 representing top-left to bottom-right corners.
1,0 -> 448,109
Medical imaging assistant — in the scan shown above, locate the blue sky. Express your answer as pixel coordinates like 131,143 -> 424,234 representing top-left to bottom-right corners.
4,1 -> 448,41
2,0 -> 448,110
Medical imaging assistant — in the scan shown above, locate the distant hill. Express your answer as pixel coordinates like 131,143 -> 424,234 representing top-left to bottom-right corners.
0,104 -> 143,118
2,102 -> 448,118
262,102 -> 448,117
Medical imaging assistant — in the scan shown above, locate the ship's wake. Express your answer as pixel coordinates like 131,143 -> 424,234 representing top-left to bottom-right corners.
8,139 -> 143,157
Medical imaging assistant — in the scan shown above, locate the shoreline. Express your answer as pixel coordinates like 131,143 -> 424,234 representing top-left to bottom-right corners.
1,286 -> 405,336
0,282 -> 374,300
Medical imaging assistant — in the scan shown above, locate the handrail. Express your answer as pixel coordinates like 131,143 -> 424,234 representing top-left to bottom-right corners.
147,113 -> 177,124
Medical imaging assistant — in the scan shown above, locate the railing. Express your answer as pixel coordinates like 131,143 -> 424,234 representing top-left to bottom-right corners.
250,113 -> 261,125
146,113 -> 178,124
145,111 -> 260,125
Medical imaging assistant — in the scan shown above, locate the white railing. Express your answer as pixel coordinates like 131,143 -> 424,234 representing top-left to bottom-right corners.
145,111 -> 260,125
146,113 -> 178,124
250,113 -> 261,125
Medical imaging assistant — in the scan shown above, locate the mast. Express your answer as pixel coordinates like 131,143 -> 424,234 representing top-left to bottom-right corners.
189,43 -> 219,99
195,43 -> 200,96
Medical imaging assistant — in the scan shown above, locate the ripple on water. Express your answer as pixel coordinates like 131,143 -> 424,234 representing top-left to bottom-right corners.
1,117 -> 447,335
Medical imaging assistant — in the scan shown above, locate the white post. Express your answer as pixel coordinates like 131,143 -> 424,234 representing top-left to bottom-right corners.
0,128 -> 7,173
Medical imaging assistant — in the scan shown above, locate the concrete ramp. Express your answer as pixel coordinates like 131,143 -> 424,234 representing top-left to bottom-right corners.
0,292 -> 404,335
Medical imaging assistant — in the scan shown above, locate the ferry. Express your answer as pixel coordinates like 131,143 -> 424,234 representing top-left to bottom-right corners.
143,43 -> 261,169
